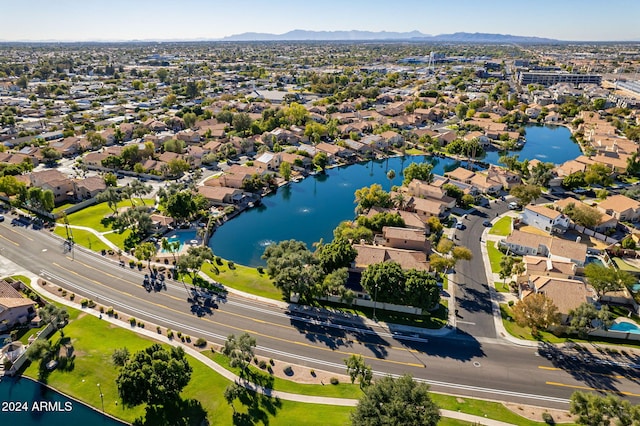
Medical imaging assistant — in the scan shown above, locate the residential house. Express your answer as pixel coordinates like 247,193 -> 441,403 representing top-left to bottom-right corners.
597,194 -> 640,222
379,130 -> 404,147
361,134 -> 387,151
520,204 -> 570,234
0,279 -> 37,331
405,179 -> 456,209
555,197 -> 618,232
522,255 -> 577,280
73,176 -> 106,200
502,230 -> 587,267
26,169 -> 73,204
351,244 -> 429,272
254,152 -> 281,172
406,196 -> 447,219
519,276 -> 594,317
366,207 -> 428,232
198,186 -> 245,205
381,226 -> 430,252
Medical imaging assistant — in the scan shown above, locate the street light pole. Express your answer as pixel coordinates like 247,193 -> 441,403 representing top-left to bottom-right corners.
372,284 -> 378,322
97,383 -> 104,413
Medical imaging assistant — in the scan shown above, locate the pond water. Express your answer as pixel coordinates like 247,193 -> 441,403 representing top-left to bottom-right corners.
209,125 -> 582,266
0,376 -> 127,425
483,124 -> 581,165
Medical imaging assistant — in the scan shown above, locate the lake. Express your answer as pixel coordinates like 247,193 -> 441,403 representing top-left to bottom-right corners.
209,125 -> 581,266
0,376 -> 127,425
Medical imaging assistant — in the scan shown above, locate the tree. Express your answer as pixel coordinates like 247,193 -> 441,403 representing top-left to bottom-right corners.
562,171 -> 586,190
570,391 -> 640,426
182,112 -> 197,129
232,113 -> 252,135
426,216 -> 443,235
222,333 -> 256,377
386,169 -> 396,184
161,237 -> 180,264
134,242 -> 157,270
562,202 -> 602,229
361,261 -> 405,305
344,354 -> 372,388
0,175 -> 25,197
262,239 -> 324,302
509,184 -> 541,207
129,179 -> 152,205
354,184 -> 392,214
499,255 -> 515,289
112,347 -> 130,367
528,162 -> 555,186
176,246 -> 214,281
451,246 -> 473,261
315,238 -> 357,274
512,293 -> 561,335
584,264 -> 635,298
356,212 -> 405,232
279,161 -> 292,181
402,162 -> 434,185
313,152 -> 329,171
568,302 -> 613,338
116,344 -> 192,407
166,191 -> 197,223
351,375 -> 440,426
26,339 -> 54,362
97,187 -> 122,215
39,304 -> 69,330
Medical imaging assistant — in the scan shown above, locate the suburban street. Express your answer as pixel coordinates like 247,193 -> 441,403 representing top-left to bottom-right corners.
2,217 -> 640,410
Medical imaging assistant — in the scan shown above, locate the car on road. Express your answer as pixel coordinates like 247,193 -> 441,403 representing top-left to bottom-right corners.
455,222 -> 466,230
0,214 -> 4,222
508,202 -> 519,210
482,220 -> 491,226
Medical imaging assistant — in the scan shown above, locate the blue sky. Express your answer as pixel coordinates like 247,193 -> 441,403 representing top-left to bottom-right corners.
2,0 -> 638,42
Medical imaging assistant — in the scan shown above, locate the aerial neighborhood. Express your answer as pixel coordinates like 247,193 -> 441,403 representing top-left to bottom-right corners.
1,38 -> 640,425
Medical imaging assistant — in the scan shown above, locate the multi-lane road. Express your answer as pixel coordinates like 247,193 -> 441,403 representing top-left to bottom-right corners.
2,212 -> 640,410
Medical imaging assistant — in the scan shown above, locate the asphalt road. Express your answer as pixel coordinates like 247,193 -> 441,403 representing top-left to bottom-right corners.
2,218 -> 640,409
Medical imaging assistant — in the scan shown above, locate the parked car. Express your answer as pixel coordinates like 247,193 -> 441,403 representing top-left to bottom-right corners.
508,202 -> 519,210
482,220 -> 491,226
455,222 -> 466,230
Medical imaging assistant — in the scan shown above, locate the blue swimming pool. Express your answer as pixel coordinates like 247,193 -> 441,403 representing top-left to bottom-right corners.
631,283 -> 640,293
609,321 -> 640,334
160,230 -> 197,252
585,256 -> 604,267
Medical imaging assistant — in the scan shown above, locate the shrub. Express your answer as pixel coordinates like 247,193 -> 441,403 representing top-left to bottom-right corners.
167,329 -> 174,339
80,299 -> 89,308
57,287 -> 62,292
185,335 -> 191,342
106,307 -> 114,316
61,290 -> 67,297
129,260 -> 135,267
258,360 -> 267,369
257,266 -> 264,274
129,317 -> 136,326
177,331 -> 182,338
70,293 -> 75,301
194,337 -> 207,347
228,261 -> 235,269
283,365 -> 294,376
253,356 -> 259,364
215,256 -> 222,265
542,412 -> 555,425
269,358 -> 274,366
157,326 -> 162,334
137,321 -> 145,328
330,377 -> 339,385
99,306 -> 105,313
508,300 -> 514,307
87,300 -> 96,308
310,369 -> 316,377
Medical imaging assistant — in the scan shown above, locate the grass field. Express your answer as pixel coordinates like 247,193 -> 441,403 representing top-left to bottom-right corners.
202,260 -> 283,301
486,241 -> 503,273
488,216 -> 512,236
53,226 -> 110,252
60,199 -> 154,232
22,310 -> 352,425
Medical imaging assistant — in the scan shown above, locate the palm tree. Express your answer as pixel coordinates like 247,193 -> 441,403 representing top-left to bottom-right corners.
393,193 -> 406,211
130,179 -> 152,205
161,237 -> 180,264
386,169 -> 396,187
134,242 -> 157,271
97,187 -> 122,215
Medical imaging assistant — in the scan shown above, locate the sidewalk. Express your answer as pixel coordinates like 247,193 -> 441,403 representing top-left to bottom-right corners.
14,263 -> 518,425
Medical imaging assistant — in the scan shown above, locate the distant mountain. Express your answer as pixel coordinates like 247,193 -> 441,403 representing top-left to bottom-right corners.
221,30 -> 559,43
221,29 -> 430,41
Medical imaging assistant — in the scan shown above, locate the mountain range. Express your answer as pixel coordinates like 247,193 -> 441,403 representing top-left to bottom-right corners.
221,30 -> 558,43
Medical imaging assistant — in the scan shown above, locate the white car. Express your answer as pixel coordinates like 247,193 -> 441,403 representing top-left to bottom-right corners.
508,202 -> 519,209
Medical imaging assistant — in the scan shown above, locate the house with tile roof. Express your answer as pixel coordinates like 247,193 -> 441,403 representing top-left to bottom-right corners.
519,275 -> 594,317
521,204 -> 570,234
0,279 -> 37,332
597,194 -> 640,222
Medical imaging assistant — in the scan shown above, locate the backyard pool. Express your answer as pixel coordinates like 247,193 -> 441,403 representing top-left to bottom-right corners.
631,282 -> 640,293
609,320 -> 640,334
585,255 -> 605,267
160,230 -> 198,252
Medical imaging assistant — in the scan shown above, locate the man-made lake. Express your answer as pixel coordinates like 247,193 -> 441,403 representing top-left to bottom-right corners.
483,124 -> 581,165
209,125 -> 580,266
0,377 -> 127,425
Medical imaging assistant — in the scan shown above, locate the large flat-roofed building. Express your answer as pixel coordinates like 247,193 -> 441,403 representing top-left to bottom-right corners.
517,71 -> 601,86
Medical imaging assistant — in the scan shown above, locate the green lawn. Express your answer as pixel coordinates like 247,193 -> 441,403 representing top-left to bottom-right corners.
404,147 -> 427,155
430,394 -> 568,426
102,229 -> 132,251
486,241 -> 503,274
202,260 -> 283,301
21,309 -> 352,426
499,304 -> 566,344
53,226 -> 110,252
60,199 -> 154,232
488,216 -> 512,236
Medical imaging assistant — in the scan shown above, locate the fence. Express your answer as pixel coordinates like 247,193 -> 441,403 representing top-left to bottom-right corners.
589,328 -> 640,342
318,295 -> 423,315
5,323 -> 55,376
569,223 -> 618,245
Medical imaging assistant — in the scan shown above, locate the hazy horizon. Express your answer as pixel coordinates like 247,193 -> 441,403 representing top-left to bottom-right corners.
2,0 -> 639,43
